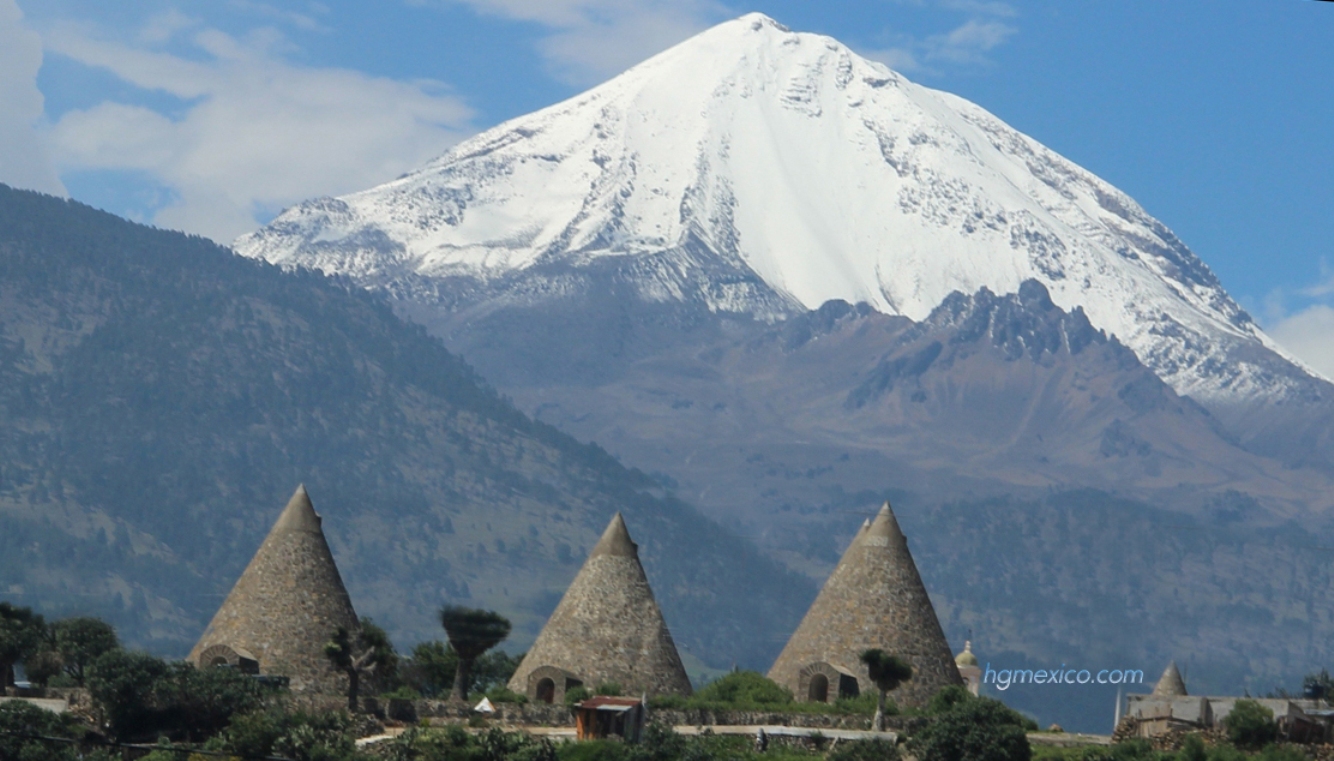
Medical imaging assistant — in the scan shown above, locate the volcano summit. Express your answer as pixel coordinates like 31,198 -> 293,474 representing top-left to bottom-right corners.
237,13 -> 1325,417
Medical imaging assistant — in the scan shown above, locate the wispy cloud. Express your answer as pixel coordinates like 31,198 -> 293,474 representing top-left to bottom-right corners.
860,0 -> 1017,75
0,0 -> 65,195
45,15 -> 473,242
435,0 -> 726,86
228,0 -> 330,33
1269,305 -> 1334,382
1261,263 -> 1334,381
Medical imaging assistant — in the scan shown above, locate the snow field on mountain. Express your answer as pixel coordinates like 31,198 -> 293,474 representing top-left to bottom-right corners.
236,13 -> 1322,401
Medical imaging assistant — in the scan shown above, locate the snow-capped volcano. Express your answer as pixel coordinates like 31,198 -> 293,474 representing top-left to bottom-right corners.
236,13 -> 1319,404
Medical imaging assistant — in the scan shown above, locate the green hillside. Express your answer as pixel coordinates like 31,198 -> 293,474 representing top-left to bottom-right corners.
0,184 -> 813,668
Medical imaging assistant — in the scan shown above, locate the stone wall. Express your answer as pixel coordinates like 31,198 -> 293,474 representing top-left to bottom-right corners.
386,700 -> 926,732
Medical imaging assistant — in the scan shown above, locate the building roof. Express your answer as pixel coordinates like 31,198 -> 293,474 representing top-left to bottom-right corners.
577,696 -> 645,711
1153,661 -> 1188,697
767,501 -> 963,708
187,485 -> 359,693
508,513 -> 693,697
955,641 -> 978,667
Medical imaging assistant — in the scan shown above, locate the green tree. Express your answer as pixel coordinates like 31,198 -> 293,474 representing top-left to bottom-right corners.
86,650 -> 170,741
52,617 -> 119,685
155,662 -> 269,742
325,618 -> 397,712
439,606 -> 511,702
1222,699 -> 1276,750
402,641 -> 521,698
403,640 -> 457,698
860,649 -> 913,732
0,602 -> 46,688
912,697 -> 1031,761
23,647 -> 64,688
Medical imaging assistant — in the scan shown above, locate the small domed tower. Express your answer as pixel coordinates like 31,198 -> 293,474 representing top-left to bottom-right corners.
955,641 -> 981,696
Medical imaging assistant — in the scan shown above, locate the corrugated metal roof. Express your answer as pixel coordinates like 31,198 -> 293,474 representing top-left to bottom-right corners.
577,696 -> 644,711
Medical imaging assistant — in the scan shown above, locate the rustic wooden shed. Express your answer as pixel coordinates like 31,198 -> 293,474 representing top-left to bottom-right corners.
573,696 -> 646,742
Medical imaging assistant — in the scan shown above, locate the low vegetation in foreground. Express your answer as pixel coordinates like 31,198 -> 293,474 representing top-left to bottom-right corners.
2,609 -> 1327,761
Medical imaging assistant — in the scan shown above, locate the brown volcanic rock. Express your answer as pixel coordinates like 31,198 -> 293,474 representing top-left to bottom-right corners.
507,513 -> 692,700
768,502 -> 961,708
188,485 -> 359,693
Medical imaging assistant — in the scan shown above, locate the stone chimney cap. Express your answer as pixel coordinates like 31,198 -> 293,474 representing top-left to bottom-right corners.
1152,661 -> 1188,696
272,484 -> 323,534
863,501 -> 906,546
589,512 -> 638,558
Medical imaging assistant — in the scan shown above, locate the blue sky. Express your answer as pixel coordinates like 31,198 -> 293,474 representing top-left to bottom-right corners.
1,0 -> 1331,374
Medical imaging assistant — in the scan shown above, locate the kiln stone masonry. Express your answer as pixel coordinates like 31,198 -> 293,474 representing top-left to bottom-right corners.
508,513 -> 693,701
1153,661 -> 1188,696
188,485 -> 359,694
768,502 -> 962,708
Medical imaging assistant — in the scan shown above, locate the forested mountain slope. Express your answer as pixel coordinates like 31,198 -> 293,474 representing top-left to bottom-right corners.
0,184 -> 812,668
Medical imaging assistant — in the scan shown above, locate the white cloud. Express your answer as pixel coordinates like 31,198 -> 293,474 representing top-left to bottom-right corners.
1269,304 -> 1334,382
227,0 -> 330,33
925,18 -> 1014,65
442,0 -> 725,85
860,1 -> 1016,74
0,0 -> 64,195
45,19 -> 474,242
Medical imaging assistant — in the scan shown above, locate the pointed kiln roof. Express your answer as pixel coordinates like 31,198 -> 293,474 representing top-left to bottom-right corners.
1153,661 -> 1188,696
589,512 -> 638,558
272,484 -> 323,534
768,501 -> 961,707
188,485 -> 359,693
509,513 -> 692,698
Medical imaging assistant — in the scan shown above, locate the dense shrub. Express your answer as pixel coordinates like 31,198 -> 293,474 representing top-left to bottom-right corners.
1180,733 -> 1207,761
86,650 -> 270,742
828,738 -> 899,761
485,686 -> 528,704
0,700 -> 101,761
1221,700 -> 1276,749
912,697 -> 1031,761
1255,745 -> 1307,761
927,685 -> 974,715
695,671 -> 793,706
389,725 -> 556,761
